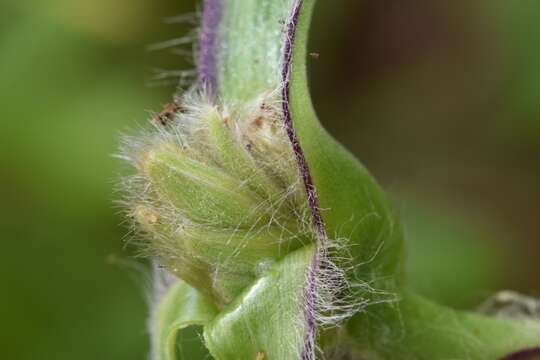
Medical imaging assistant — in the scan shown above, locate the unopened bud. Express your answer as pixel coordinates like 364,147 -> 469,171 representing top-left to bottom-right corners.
122,93 -> 312,305
142,143 -> 271,228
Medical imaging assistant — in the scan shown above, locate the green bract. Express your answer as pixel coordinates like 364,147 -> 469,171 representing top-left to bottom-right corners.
120,0 -> 540,359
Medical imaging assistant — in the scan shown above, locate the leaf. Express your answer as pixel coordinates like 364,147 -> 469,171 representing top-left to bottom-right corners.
152,281 -> 218,360
204,245 -> 316,360
347,290 -> 540,360
285,0 -> 404,282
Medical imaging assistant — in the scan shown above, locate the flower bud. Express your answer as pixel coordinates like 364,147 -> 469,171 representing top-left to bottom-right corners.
205,108 -> 283,199
133,202 -> 307,304
123,93 -> 312,305
142,143 -> 270,228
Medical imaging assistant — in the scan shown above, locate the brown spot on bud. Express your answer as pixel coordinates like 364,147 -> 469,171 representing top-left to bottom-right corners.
153,101 -> 182,126
253,116 -> 264,128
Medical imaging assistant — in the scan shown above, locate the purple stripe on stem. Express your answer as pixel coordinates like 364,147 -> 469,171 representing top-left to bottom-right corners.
502,347 -> 540,360
281,0 -> 325,241
281,1 -> 326,359
199,0 -> 222,94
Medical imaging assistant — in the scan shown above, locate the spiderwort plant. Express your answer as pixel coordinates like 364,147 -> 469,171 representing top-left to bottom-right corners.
120,0 -> 540,359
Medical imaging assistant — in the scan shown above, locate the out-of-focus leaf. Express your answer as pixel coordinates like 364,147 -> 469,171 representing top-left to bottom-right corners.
494,0 -> 540,138
402,202 -> 505,308
0,14 -> 164,360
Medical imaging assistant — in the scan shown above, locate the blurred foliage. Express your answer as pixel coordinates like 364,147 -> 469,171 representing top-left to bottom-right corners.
0,1 -> 193,359
0,0 -> 538,359
401,200 -> 507,308
309,0 -> 540,292
494,0 -> 540,138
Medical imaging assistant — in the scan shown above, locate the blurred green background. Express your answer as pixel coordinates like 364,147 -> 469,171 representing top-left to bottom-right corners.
1,0 -> 539,359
